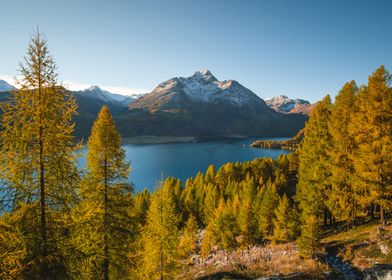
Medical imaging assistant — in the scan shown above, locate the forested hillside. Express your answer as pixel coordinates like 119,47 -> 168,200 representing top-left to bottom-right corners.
0,31 -> 391,280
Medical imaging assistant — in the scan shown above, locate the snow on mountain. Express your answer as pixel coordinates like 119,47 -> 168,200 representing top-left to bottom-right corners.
140,70 -> 264,108
77,85 -> 142,106
265,95 -> 311,113
0,79 -> 16,92
125,70 -> 307,138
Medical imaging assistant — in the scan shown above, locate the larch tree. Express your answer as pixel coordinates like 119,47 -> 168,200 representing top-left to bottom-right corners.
256,181 -> 279,239
178,214 -> 199,258
350,66 -> 392,226
327,81 -> 358,226
208,199 -> 239,251
141,184 -> 181,279
237,177 -> 257,246
271,194 -> 290,243
77,106 -> 134,279
296,96 -> 332,258
0,29 -> 80,278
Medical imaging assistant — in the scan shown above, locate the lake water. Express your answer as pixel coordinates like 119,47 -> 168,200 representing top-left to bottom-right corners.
79,138 -> 290,192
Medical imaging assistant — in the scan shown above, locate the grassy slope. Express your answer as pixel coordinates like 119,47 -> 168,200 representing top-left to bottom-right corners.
321,222 -> 392,270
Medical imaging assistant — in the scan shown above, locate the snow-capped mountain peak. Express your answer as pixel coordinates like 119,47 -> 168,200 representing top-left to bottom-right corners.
78,85 -> 141,106
265,95 -> 311,113
0,79 -> 16,92
131,70 -> 268,111
191,70 -> 218,83
86,85 -> 102,92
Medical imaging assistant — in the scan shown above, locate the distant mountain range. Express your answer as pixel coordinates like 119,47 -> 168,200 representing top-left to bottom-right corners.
116,70 -> 307,138
0,79 -> 16,92
0,71 -> 311,139
265,95 -> 314,114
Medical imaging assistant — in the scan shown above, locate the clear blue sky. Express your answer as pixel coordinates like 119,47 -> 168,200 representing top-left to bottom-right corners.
0,0 -> 391,102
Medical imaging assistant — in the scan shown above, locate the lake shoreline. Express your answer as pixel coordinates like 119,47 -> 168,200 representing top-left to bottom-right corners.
121,136 -> 197,144
121,135 -> 249,145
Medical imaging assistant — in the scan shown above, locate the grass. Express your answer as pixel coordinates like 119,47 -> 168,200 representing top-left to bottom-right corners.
321,220 -> 392,270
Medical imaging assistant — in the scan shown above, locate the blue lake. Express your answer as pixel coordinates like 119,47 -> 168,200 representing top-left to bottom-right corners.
79,138 -> 290,192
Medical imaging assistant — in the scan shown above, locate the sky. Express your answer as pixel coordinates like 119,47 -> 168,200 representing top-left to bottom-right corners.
0,0 -> 391,102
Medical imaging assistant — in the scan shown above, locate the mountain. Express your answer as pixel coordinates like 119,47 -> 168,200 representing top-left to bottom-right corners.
0,79 -> 16,92
71,86 -> 136,138
265,95 -> 313,114
115,70 -> 307,138
74,86 -> 140,106
0,73 -> 308,139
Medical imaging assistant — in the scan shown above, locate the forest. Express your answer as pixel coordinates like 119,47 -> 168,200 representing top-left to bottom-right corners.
0,32 -> 391,280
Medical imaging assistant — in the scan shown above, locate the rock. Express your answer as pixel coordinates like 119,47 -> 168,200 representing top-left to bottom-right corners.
363,264 -> 392,280
380,243 -> 391,255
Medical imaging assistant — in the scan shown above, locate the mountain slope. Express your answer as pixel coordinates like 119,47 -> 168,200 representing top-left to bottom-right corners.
0,80 -> 16,92
71,87 -> 130,138
266,95 -> 313,114
116,71 -> 307,138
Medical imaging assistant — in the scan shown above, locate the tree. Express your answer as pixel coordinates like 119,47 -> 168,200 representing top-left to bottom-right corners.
298,215 -> 319,258
237,177 -> 257,246
178,214 -> 199,258
208,199 -> 239,251
133,188 -> 151,226
350,66 -> 392,226
327,81 -> 358,226
296,96 -> 332,258
0,29 -> 80,278
77,106 -> 134,279
0,213 -> 26,280
141,185 -> 180,279
256,182 -> 279,239
272,195 -> 299,243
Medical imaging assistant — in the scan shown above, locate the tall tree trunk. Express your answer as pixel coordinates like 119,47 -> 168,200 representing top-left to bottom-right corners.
38,44 -> 48,279
39,129 -> 47,279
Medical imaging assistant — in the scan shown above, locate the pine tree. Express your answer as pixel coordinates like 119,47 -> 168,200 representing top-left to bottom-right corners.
297,96 -> 332,258
141,185 -> 180,279
77,106 -> 134,279
0,29 -> 80,278
350,66 -> 392,226
327,81 -> 358,226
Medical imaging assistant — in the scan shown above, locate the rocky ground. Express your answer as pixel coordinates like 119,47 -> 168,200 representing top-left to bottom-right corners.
177,223 -> 392,279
